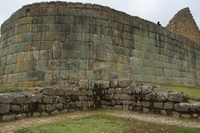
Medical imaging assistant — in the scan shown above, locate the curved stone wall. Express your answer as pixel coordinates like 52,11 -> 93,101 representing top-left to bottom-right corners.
0,2 -> 200,87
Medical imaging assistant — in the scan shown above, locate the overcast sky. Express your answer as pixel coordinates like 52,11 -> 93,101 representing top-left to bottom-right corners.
0,0 -> 199,29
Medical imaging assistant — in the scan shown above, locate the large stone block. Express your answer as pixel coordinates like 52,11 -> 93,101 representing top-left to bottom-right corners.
154,102 -> 163,109
0,104 -> 10,113
141,84 -> 153,94
168,91 -> 183,102
174,103 -> 189,112
118,79 -> 130,87
157,91 -> 168,101
0,93 -> 13,103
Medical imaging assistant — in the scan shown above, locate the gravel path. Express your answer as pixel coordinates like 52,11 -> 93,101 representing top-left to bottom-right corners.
0,110 -> 200,133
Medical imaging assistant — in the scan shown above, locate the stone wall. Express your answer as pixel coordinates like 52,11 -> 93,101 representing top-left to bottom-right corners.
166,7 -> 200,45
0,2 -> 200,87
0,79 -> 200,122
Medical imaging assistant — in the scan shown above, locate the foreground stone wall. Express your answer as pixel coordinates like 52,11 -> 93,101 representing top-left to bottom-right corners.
0,2 -> 200,87
0,79 -> 200,122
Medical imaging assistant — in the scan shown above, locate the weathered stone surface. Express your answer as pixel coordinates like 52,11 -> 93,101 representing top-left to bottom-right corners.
13,94 -> 26,104
160,110 -> 167,116
42,87 -> 57,95
171,111 -> 180,118
141,84 -> 152,94
114,105 -> 122,110
164,102 -> 173,109
174,103 -> 189,112
46,104 -> 56,112
108,88 -> 116,94
2,114 -> 16,122
157,91 -> 168,101
110,80 -> 118,87
0,94 -> 13,103
181,114 -> 191,119
33,112 -> 41,117
102,80 -> 110,89
79,80 -> 88,89
143,108 -> 150,113
118,79 -> 130,87
0,104 -> 10,113
168,91 -> 183,102
123,87 -> 132,94
11,105 -> 21,111
142,101 -> 150,107
116,88 -> 122,94
154,102 -> 163,109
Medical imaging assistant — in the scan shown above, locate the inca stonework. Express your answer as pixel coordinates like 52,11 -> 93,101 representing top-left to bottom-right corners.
0,2 -> 200,87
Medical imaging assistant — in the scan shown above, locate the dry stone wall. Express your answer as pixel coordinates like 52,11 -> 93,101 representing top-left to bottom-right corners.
0,2 -> 200,87
0,79 -> 200,122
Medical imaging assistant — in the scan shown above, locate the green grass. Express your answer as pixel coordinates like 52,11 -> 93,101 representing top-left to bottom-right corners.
0,87 -> 22,93
15,114 -> 200,133
161,85 -> 200,100
0,87 -> 33,93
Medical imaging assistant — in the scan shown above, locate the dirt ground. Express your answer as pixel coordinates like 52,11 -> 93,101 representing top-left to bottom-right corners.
0,109 -> 200,133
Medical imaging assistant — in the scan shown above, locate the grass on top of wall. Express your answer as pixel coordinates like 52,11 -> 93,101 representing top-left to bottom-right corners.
160,85 -> 200,100
0,87 -> 33,93
15,114 -> 200,133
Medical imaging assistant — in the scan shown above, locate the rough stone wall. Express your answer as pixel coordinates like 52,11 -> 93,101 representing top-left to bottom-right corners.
0,2 -> 200,87
0,79 -> 200,122
166,7 -> 200,45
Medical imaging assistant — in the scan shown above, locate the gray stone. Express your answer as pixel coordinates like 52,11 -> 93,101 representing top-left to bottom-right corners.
111,79 -> 118,87
164,102 -> 173,109
120,94 -> 129,100
157,91 -> 168,101
143,108 -> 150,113
123,101 -> 133,105
171,111 -> 180,118
123,87 -> 132,94
145,92 -> 157,101
160,110 -> 167,116
0,104 -> 10,113
82,101 -> 88,107
42,87 -> 57,95
42,95 -> 50,103
46,104 -> 56,112
123,105 -> 129,110
142,101 -> 150,107
108,88 -> 115,94
102,80 -> 110,89
41,111 -> 49,116
56,103 -> 63,109
16,113 -> 26,119
33,112 -> 41,117
141,84 -> 153,94
51,110 -> 59,115
13,94 -> 26,104
79,80 -> 88,89
154,102 -> 163,109
181,114 -> 191,119
49,96 -> 59,103
116,88 -> 122,94
2,114 -> 16,122
118,79 -> 130,87
80,89 -> 87,95
174,103 -> 189,112
134,86 -> 142,94
114,94 -> 120,99
86,90 -> 93,95
11,105 -> 21,111
114,105 -> 122,110
0,93 -> 13,103
168,91 -> 183,102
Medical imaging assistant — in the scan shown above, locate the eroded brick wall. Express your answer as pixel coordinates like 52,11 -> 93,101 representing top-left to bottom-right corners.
0,2 -> 200,87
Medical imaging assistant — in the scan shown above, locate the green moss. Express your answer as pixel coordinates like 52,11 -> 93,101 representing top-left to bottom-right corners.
0,87 -> 33,93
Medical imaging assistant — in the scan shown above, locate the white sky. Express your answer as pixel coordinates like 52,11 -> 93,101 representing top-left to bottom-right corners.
0,0 -> 199,29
